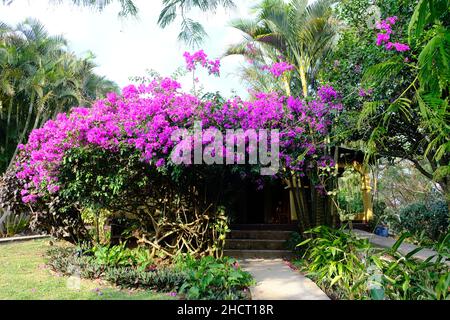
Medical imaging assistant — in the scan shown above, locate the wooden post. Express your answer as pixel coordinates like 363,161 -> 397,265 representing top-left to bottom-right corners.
285,178 -> 298,222
353,162 -> 373,222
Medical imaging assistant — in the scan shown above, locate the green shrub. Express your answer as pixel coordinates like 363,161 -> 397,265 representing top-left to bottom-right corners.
284,231 -> 304,254
368,200 -> 389,230
104,267 -> 187,291
174,255 -> 254,300
394,199 -> 449,242
46,245 -> 254,300
297,226 -> 373,299
89,243 -> 154,271
0,209 -> 30,237
46,246 -> 105,279
369,232 -> 450,300
296,226 -> 450,300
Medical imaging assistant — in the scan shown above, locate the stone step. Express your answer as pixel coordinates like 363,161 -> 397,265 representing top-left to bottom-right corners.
225,239 -> 286,250
228,230 -> 292,240
231,224 -> 298,231
224,249 -> 293,259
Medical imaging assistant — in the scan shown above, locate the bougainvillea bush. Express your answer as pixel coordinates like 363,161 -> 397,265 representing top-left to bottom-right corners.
1,52 -> 342,254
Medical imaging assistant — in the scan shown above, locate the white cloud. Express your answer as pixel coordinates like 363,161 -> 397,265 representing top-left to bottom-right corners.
0,0 -> 254,97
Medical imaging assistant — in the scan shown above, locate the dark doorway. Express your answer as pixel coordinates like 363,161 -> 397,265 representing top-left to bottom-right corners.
228,179 -> 291,224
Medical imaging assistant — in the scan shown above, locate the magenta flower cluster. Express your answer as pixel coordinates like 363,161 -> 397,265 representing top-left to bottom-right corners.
183,50 -> 221,76
15,73 -> 341,204
262,61 -> 295,78
317,156 -> 336,169
358,88 -> 373,97
317,85 -> 338,103
375,16 -> 410,52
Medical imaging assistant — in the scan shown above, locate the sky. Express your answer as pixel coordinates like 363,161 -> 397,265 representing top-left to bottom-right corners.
0,0 -> 255,97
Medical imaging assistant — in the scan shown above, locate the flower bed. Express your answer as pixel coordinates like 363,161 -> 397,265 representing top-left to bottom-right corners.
46,244 -> 254,300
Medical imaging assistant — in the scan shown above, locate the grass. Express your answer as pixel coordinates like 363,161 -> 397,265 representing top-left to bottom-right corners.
0,239 -> 176,300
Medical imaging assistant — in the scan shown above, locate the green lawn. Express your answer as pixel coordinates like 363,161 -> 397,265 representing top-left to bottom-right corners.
0,239 -> 175,300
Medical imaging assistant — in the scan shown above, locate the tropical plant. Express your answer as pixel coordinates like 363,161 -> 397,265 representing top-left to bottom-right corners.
368,232 -> 450,300
46,246 -> 253,299
336,168 -> 364,220
0,19 -> 119,172
89,243 -> 155,271
226,0 -> 340,97
158,0 -> 236,47
174,254 -> 254,300
0,208 -> 30,237
6,50 -> 343,246
103,267 -> 187,291
297,226 -> 450,300
392,199 -> 449,242
2,0 -> 138,17
355,0 -> 450,208
0,169 -> 32,237
297,226 -> 373,299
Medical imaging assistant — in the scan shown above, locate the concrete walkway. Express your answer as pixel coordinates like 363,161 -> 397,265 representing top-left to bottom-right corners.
240,258 -> 329,300
352,229 -> 449,266
0,234 -> 50,244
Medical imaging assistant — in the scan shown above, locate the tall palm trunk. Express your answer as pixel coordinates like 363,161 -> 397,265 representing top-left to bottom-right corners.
5,98 -> 14,149
31,101 -> 44,131
299,63 -> 308,97
8,93 -> 34,170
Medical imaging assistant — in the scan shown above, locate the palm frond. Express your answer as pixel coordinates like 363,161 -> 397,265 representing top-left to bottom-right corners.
363,59 -> 404,87
408,0 -> 449,41
177,18 -> 207,48
417,27 -> 450,93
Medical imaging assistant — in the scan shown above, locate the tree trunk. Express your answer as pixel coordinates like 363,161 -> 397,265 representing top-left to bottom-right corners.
299,63 -> 308,97
5,98 -> 13,149
7,95 -> 34,170
438,180 -> 450,212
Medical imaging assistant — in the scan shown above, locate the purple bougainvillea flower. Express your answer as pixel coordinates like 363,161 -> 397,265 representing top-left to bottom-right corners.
14,52 -> 343,203
375,16 -> 409,53
183,50 -> 220,76
392,42 -> 410,52
265,61 -> 295,77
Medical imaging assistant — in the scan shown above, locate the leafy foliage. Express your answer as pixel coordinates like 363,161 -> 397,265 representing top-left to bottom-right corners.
0,19 -> 119,172
392,199 -> 449,242
0,208 -> 30,237
297,226 -> 372,299
226,0 -> 340,97
174,254 -> 254,300
2,0 -> 139,17
158,0 -> 235,47
104,267 -> 187,291
369,232 -> 450,300
297,226 -> 450,300
46,245 -> 253,300
358,0 -> 450,204
90,243 -> 154,269
319,0 -> 449,208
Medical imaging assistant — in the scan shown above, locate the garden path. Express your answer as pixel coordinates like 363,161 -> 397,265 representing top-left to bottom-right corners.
240,259 -> 330,300
352,229 -> 450,266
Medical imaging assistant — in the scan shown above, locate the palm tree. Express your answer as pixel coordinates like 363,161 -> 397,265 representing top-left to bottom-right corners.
158,0 -> 236,47
3,0 -> 237,47
2,0 -> 138,17
226,0 -> 339,97
224,0 -> 341,231
0,19 -> 119,172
